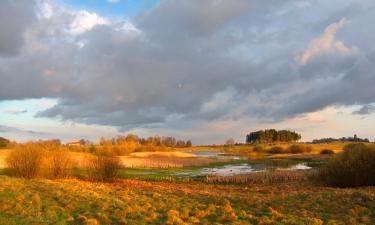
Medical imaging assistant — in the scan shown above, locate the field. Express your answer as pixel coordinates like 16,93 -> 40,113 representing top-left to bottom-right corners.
1,142 -> 374,224
120,151 -> 229,168
0,176 -> 374,225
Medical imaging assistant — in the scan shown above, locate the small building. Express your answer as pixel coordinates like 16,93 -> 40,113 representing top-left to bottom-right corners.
66,141 -> 81,147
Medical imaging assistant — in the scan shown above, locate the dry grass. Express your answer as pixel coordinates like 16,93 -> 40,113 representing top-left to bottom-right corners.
0,149 -> 11,169
205,170 -> 315,184
120,156 -> 227,168
0,176 -> 374,224
44,150 -> 73,179
130,151 -> 196,158
87,154 -> 122,182
120,151 -> 228,168
6,144 -> 45,179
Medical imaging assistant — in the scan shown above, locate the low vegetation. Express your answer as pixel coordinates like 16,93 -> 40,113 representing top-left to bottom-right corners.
6,143 -> 74,179
319,143 -> 375,187
205,170 -> 313,184
1,136 -> 375,224
87,153 -> 122,182
0,176 -> 374,224
267,145 -> 313,154
320,149 -> 334,155
0,137 -> 10,149
120,156 -> 224,168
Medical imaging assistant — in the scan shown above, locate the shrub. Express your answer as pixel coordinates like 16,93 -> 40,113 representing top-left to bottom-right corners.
45,150 -> 73,179
6,144 -> 45,179
253,145 -> 264,152
87,149 -> 122,182
319,143 -> 375,187
0,137 -> 10,148
269,146 -> 285,154
288,145 -> 312,154
320,149 -> 334,155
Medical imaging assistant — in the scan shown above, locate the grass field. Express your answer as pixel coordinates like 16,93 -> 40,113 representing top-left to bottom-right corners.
0,176 -> 374,225
0,143 -> 374,224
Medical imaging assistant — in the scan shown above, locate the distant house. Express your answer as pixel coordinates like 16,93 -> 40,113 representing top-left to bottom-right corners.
66,141 -> 81,147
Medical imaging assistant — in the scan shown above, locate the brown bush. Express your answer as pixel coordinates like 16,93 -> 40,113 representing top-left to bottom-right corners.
253,145 -> 264,152
269,146 -> 285,154
6,144 -> 45,179
320,149 -> 334,155
288,145 -> 312,154
87,149 -> 122,182
45,150 -> 73,179
319,143 -> 375,187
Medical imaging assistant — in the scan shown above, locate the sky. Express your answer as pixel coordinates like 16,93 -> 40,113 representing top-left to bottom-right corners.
0,0 -> 375,144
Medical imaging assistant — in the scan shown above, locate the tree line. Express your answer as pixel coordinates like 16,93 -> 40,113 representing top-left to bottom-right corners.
246,129 -> 301,143
312,135 -> 370,144
98,134 -> 192,148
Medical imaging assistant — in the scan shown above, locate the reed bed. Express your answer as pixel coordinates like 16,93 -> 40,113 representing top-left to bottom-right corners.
120,156 -> 227,168
205,170 -> 317,184
130,151 -> 196,158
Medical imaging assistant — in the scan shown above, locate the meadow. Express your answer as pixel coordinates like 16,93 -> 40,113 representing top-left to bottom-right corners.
0,175 -> 374,225
0,141 -> 374,224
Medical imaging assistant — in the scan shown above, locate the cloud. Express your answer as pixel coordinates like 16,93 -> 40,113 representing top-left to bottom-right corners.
0,125 -> 46,136
0,0 -> 36,55
354,105 -> 375,115
0,0 -> 375,143
1,109 -> 27,114
297,18 -> 359,65
70,10 -> 109,35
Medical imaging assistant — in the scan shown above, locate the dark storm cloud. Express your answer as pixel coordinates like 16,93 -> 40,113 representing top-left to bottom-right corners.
0,0 -> 375,131
0,0 -> 36,55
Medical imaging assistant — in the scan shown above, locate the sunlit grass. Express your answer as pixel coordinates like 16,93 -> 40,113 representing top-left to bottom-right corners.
0,176 -> 374,224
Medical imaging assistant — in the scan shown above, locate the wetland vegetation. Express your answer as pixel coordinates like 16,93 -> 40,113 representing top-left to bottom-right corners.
0,132 -> 374,224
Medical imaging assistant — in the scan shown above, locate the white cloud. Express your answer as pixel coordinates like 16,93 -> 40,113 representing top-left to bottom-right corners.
37,1 -> 53,19
297,18 -> 359,65
70,10 -> 109,35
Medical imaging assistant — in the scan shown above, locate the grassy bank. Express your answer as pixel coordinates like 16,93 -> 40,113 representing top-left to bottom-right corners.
0,176 -> 374,224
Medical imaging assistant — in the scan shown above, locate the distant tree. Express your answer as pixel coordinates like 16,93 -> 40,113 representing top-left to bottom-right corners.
312,135 -> 370,144
79,139 -> 89,146
176,140 -> 186,147
0,137 -> 10,148
162,136 -> 177,147
99,137 -> 112,146
186,140 -> 192,147
246,129 -> 301,144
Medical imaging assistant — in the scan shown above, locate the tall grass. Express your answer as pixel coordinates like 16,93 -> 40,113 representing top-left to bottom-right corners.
319,143 -> 375,187
6,144 -> 45,179
205,170 -> 313,184
87,149 -> 122,182
45,150 -> 73,179
6,143 -> 73,179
